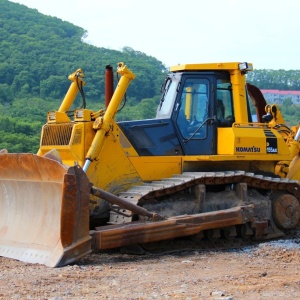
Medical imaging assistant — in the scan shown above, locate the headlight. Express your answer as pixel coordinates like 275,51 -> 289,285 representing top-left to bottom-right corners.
48,111 -> 56,121
239,62 -> 253,72
76,109 -> 84,119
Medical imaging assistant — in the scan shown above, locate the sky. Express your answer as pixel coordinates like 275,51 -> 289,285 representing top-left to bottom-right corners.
9,0 -> 300,70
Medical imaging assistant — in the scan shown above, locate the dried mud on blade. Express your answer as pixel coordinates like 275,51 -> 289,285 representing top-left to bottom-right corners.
0,154 -> 91,267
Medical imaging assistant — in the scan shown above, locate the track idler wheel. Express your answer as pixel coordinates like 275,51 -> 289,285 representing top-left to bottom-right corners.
272,193 -> 300,230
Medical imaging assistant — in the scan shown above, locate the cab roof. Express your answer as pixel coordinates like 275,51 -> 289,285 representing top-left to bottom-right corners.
170,62 -> 253,72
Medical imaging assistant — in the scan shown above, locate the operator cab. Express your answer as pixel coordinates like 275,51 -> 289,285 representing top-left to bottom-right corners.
156,69 -> 234,155
118,67 -> 235,156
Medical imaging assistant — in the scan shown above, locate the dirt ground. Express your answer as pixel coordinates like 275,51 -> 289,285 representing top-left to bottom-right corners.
0,235 -> 300,300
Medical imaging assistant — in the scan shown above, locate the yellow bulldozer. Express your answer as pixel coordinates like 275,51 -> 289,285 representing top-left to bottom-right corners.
1,61 -> 300,267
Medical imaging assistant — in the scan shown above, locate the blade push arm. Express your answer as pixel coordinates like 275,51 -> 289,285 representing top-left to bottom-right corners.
58,69 -> 85,112
83,62 -> 135,172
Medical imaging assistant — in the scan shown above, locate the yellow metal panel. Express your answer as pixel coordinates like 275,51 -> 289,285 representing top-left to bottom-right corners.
83,122 -> 96,160
38,120 -> 141,193
218,127 -> 292,159
39,146 -> 84,167
86,133 -> 142,193
74,109 -> 94,121
39,122 -> 94,167
217,128 -> 235,155
129,156 -> 182,181
170,62 -> 253,72
185,87 -> 192,121
182,154 -> 287,162
218,127 -> 266,155
47,111 -> 71,123
230,70 -> 248,123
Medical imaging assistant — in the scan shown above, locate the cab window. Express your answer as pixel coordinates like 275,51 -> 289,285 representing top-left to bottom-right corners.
176,78 -> 209,138
216,79 -> 234,126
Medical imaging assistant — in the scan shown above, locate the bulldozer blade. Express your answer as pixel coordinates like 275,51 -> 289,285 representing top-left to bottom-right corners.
0,154 -> 92,267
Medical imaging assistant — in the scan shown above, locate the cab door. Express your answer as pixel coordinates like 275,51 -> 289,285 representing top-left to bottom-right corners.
172,74 -> 217,155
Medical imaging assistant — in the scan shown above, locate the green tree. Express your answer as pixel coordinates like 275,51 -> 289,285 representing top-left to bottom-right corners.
0,83 -> 13,104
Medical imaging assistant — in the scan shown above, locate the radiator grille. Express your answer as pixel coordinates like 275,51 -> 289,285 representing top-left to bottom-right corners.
41,124 -> 74,146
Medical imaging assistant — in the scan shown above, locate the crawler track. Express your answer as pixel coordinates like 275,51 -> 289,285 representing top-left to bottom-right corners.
119,171 -> 300,204
109,171 -> 300,241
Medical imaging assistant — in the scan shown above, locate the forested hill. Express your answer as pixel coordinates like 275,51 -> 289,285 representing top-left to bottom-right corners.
0,0 -> 167,108
0,0 -> 300,153
0,0 -> 168,152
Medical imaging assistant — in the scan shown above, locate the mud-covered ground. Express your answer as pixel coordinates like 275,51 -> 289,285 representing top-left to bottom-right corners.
1,235 -> 300,300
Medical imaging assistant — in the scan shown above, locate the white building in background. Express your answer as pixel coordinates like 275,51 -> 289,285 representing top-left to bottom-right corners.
261,90 -> 300,104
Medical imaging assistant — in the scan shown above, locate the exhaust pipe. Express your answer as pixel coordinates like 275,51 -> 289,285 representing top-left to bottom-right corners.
105,65 -> 114,108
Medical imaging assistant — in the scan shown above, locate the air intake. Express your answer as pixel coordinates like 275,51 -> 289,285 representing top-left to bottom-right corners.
41,124 -> 73,146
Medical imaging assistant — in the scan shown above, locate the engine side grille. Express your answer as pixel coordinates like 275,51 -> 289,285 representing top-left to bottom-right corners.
41,124 -> 74,146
